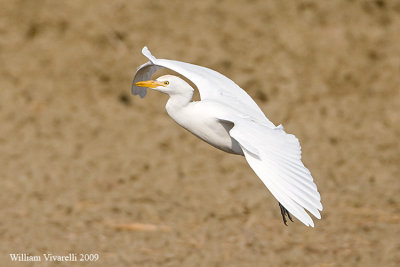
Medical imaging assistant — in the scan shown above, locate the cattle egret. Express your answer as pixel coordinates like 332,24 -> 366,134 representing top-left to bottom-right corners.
131,47 -> 322,227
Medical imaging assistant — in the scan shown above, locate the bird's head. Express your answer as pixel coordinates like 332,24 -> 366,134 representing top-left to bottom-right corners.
135,75 -> 193,96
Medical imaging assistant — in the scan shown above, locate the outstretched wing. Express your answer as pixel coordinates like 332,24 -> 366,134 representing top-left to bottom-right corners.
132,47 -> 275,127
218,114 -> 323,227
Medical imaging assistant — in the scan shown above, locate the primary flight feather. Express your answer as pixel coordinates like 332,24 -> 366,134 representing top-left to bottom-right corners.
132,47 -> 322,227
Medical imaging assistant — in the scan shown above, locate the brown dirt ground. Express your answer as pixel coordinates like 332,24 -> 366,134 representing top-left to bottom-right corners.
1,0 -> 399,266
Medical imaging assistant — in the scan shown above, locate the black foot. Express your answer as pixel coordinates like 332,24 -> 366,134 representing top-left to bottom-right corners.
279,202 -> 294,226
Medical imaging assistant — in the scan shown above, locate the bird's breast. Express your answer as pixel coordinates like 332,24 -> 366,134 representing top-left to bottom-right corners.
167,105 -> 243,155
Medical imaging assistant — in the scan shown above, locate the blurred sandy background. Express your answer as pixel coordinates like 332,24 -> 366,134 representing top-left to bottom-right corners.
1,0 -> 399,266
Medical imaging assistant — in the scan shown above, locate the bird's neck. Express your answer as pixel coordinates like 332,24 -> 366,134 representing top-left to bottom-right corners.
165,91 -> 193,115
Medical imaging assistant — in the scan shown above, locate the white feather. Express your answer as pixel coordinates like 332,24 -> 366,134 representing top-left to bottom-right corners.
132,47 -> 323,227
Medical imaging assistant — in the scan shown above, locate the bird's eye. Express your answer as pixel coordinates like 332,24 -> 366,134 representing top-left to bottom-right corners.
164,81 -> 169,85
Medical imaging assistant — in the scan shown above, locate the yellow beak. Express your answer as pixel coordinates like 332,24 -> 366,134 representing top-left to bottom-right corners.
135,80 -> 165,88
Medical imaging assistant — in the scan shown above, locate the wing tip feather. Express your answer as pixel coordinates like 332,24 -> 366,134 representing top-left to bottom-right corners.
142,46 -> 157,62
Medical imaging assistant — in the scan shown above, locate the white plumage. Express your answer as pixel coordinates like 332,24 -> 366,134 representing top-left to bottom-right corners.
132,47 -> 322,227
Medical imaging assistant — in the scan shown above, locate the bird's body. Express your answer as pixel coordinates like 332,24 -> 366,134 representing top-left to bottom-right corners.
167,96 -> 244,155
132,47 -> 323,227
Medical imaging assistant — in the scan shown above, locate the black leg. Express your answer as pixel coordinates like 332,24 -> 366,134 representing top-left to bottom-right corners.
279,202 -> 293,226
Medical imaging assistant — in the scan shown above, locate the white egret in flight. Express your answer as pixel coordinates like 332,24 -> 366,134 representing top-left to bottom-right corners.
132,47 -> 322,227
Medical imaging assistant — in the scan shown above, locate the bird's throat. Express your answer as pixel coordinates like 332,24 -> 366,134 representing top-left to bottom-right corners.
165,92 -> 193,115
